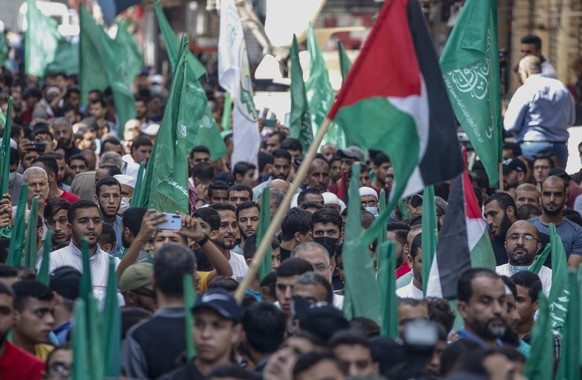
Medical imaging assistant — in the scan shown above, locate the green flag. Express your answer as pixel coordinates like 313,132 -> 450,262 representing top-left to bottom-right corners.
79,5 -> 136,136
183,274 -> 197,360
342,163 -> 381,324
37,230 -> 52,285
0,97 -> 12,238
421,186 -> 437,296
154,0 -> 226,161
221,93 -> 232,131
523,294 -> 554,380
530,243 -> 551,274
289,34 -> 314,150
72,299 -> 91,380
548,223 -> 570,336
0,33 -> 7,68
257,187 -> 273,282
555,270 -> 581,380
305,23 -> 346,149
337,40 -> 352,82
25,0 -> 61,77
115,20 -> 144,85
439,0 -> 502,185
378,241 -> 398,338
80,238 -> 93,302
7,185 -> 28,265
23,196 -> 39,269
144,36 -> 191,214
375,190 -> 388,270
103,257 -> 121,378
130,162 -> 145,208
45,38 -> 79,76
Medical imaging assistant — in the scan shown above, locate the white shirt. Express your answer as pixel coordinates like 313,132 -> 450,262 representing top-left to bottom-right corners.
541,59 -> 557,79
44,242 -> 121,301
396,279 -> 424,299
121,154 -> 141,179
229,251 -> 249,282
495,263 -> 552,296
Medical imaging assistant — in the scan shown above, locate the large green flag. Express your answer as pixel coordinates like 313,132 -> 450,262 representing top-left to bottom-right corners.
72,299 -> 91,380
556,270 -> 581,380
25,0 -> 61,77
45,38 -> 79,76
377,241 -> 398,338
439,0 -> 502,185
289,34 -> 314,150
257,187 -> 273,282
7,185 -> 28,265
23,196 -> 39,269
548,223 -> 570,336
37,230 -> 52,285
154,0 -> 226,161
523,294 -> 554,380
143,36 -> 191,214
183,274 -> 197,360
421,186 -> 437,296
342,163 -> 381,324
0,97 -> 12,238
79,5 -> 136,136
115,20 -> 143,85
530,243 -> 551,274
103,257 -> 121,378
130,162 -> 145,208
305,23 -> 346,149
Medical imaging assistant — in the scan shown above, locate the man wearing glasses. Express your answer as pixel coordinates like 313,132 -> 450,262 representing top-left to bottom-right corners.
495,220 -> 551,295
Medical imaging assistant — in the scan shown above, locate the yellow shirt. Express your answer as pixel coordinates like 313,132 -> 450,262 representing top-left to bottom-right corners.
197,271 -> 211,292
35,343 -> 54,361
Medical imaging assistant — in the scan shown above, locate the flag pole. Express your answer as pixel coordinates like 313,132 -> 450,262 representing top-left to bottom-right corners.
234,118 -> 332,302
498,162 -> 504,192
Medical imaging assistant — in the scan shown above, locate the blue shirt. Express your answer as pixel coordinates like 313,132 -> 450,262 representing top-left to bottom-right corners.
504,74 -> 575,142
529,217 -> 582,257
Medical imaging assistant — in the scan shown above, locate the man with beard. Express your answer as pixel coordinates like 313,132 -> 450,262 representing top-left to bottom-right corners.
50,117 -> 80,162
235,201 -> 259,253
530,175 -> 582,268
396,233 -> 423,299
210,204 -> 249,282
502,158 -> 527,192
484,193 -> 517,265
253,149 -> 292,200
496,221 -> 551,295
305,158 -> 330,193
457,268 -> 508,348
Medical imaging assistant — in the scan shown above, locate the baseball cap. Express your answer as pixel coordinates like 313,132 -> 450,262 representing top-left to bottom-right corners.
50,266 -> 82,300
337,146 -> 365,162
119,263 -> 153,293
502,158 -> 526,174
192,290 -> 241,322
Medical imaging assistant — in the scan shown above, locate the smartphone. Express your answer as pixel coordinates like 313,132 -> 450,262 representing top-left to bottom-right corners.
264,118 -> 277,127
158,213 -> 182,230
33,142 -> 46,152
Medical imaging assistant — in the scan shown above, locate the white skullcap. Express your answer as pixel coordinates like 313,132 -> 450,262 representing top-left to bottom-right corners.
142,123 -> 159,136
0,138 -> 17,149
114,174 -> 136,188
338,199 -> 347,213
290,193 -> 299,209
359,186 -> 378,200
322,192 -> 339,205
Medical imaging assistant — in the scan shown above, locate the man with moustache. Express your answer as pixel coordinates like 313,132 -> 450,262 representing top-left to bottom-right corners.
484,193 -> 517,265
457,268 -> 508,348
496,220 -> 551,295
210,204 -> 249,282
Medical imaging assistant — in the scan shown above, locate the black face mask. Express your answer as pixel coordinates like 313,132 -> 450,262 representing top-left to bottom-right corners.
313,237 -> 339,256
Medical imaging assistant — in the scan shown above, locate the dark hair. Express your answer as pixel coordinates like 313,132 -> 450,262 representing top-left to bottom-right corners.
193,207 -> 221,231
213,172 -> 234,187
121,307 -> 152,340
153,244 -> 195,298
236,201 -> 259,219
510,271 -> 542,303
360,210 -> 375,229
258,152 -> 274,172
9,147 -> 20,166
242,302 -> 286,354
268,132 -> 286,144
130,135 -> 153,152
328,330 -> 372,352
281,138 -> 303,152
99,223 -> 116,248
311,208 -> 342,233
502,142 -> 522,157
243,236 -> 279,261
349,317 -> 380,338
229,184 -> 253,200
122,207 -> 148,237
208,276 -> 239,293
298,188 -> 322,206
501,276 -> 517,299
440,340 -> 486,376
563,209 -> 582,227
300,201 -> 323,211
210,203 -> 236,214
12,280 -> 54,311
484,192 -> 516,212
521,34 -> 542,50
410,233 -> 422,260
0,281 -> 13,297
31,156 -> 58,178
67,154 -> 88,166
295,272 -> 333,304
208,180 -> 230,199
457,268 -> 500,303
533,154 -> 555,168
44,198 -> 71,220
190,163 -> 214,183
67,200 -> 100,223
276,257 -> 313,278
425,297 -> 455,333
373,152 -> 390,166
272,149 -> 291,162
97,165 -> 122,177
190,145 -> 210,157
45,344 -> 71,373
516,204 -> 542,220
204,364 -> 252,379
293,351 -> 346,378
30,124 -> 53,141
281,208 -> 313,241
95,177 -> 121,196
233,162 -> 256,180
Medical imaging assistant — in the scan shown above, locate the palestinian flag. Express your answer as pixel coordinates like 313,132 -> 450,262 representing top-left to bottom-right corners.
98,0 -> 141,25
426,160 -> 496,299
328,0 -> 463,215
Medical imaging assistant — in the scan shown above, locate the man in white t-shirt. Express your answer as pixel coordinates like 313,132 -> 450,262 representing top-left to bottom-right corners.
396,233 -> 423,300
495,220 -> 552,295
210,204 -> 249,282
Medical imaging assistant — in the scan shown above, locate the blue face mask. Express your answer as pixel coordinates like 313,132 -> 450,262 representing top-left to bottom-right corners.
8,172 -> 16,181
509,264 -> 530,275
365,206 -> 379,217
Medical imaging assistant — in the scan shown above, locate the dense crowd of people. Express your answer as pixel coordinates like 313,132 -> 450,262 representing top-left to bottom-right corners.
0,21 -> 580,380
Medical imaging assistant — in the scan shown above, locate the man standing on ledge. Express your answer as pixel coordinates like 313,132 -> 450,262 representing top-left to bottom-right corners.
504,55 -> 575,168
